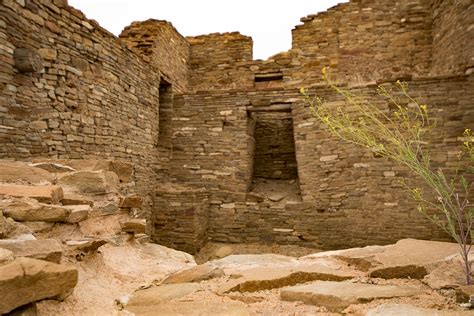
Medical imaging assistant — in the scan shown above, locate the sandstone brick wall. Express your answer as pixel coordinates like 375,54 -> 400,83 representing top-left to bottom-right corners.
187,32 -> 254,91
119,19 -> 190,92
0,0 -> 164,214
429,0 -> 474,76
168,75 -> 473,249
290,0 -> 433,85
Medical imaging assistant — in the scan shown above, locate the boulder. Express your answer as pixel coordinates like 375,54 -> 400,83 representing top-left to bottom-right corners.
127,283 -> 201,307
57,171 -> 119,195
0,257 -> 78,314
218,263 -> 359,293
0,185 -> 63,204
0,161 -> 53,185
1,198 -> 70,222
423,254 -> 467,289
162,262 -> 224,284
281,281 -> 422,312
121,219 -> 146,234
0,239 -> 63,263
65,205 -> 90,223
126,300 -> 250,316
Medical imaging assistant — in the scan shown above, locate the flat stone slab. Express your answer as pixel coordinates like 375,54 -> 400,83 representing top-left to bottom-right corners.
163,262 -> 224,284
65,205 -> 90,223
121,219 -> 146,234
280,281 -> 422,312
0,185 -> 63,204
366,303 -> 472,316
58,170 -> 119,195
368,239 -> 461,279
0,257 -> 78,314
2,197 -> 70,222
126,300 -> 250,316
0,238 -> 63,263
219,263 -> 360,293
127,283 -> 201,307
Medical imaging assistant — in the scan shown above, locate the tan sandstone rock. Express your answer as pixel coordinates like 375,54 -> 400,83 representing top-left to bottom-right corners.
0,257 -> 78,314
280,281 -> 422,312
127,283 -> 201,307
0,185 -> 63,204
58,170 -> 119,195
126,300 -> 250,316
0,239 -> 63,263
121,219 -> 146,234
0,161 -> 53,185
0,248 -> 14,265
162,262 -> 224,284
365,303 -> 471,316
1,197 -> 70,222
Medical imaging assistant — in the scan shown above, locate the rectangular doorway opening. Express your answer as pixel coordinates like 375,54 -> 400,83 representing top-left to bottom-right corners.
249,110 -> 301,203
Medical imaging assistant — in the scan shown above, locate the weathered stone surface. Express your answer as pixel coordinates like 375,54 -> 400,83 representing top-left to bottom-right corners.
29,162 -> 75,173
58,171 -> 119,195
60,193 -> 94,207
121,219 -> 146,234
127,283 -> 201,307
0,161 -> 53,185
368,239 -> 461,279
212,245 -> 233,259
126,300 -> 250,316
120,195 -> 143,208
0,185 -> 63,204
79,214 -> 125,236
365,303 -> 469,316
65,205 -> 90,223
423,254 -> 467,289
1,198 -> 70,222
162,262 -> 224,284
0,257 -> 78,314
0,210 -> 7,238
0,248 -> 14,265
219,263 -> 359,293
0,239 -> 63,263
64,238 -> 108,253
280,281 -> 422,312
22,222 -> 55,234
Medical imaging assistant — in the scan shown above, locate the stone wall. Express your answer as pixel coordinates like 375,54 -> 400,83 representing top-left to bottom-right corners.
430,0 -> 474,76
119,19 -> 190,92
253,112 -> 298,180
167,75 -> 473,249
0,0 -> 167,215
290,0 -> 433,85
187,32 -> 254,91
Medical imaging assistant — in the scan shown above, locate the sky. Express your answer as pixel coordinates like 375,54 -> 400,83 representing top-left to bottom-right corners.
68,0 -> 346,60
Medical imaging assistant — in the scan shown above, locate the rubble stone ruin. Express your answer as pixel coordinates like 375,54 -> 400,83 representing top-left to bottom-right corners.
1,0 -> 473,255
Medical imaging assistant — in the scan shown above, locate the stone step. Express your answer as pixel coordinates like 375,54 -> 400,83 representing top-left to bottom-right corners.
1,197 -> 70,222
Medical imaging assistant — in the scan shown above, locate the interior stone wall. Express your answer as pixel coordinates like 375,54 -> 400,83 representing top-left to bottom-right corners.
253,112 -> 298,180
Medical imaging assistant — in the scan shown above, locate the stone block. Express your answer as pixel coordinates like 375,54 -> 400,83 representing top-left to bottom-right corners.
0,185 -> 63,204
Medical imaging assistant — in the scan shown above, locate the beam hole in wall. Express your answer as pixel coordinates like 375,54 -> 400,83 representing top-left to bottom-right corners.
249,109 -> 301,204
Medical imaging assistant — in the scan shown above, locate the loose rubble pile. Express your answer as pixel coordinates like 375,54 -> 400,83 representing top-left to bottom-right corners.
0,159 -> 194,315
1,159 -> 473,315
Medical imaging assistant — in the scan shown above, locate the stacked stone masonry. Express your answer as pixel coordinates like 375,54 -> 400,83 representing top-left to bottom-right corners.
0,0 -> 473,253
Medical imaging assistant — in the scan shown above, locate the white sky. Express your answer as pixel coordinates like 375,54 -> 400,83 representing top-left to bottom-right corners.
68,0 -> 346,60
